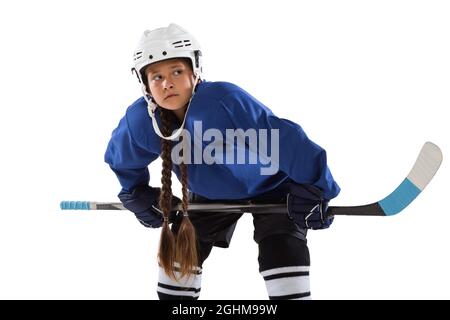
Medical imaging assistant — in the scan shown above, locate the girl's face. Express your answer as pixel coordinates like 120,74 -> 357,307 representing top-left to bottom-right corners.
145,58 -> 196,117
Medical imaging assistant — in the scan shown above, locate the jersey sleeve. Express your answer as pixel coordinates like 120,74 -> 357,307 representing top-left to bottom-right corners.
220,89 -> 340,200
104,110 -> 159,193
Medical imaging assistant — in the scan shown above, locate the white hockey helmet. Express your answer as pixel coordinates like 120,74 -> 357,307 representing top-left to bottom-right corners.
131,23 -> 203,90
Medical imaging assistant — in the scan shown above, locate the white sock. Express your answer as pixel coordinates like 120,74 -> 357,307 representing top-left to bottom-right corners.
261,265 -> 311,300
157,263 -> 202,299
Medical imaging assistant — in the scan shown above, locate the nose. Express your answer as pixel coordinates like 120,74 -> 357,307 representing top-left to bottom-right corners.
163,78 -> 174,90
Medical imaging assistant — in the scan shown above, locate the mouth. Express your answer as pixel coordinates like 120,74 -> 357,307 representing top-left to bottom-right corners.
164,94 -> 178,100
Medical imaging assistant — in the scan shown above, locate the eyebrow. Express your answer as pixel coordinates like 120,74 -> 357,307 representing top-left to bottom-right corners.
147,64 -> 184,75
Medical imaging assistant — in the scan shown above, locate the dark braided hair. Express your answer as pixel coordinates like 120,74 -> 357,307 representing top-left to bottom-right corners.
158,108 -> 198,280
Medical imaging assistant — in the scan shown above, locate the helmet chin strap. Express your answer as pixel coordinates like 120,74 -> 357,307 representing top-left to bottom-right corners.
144,73 -> 200,141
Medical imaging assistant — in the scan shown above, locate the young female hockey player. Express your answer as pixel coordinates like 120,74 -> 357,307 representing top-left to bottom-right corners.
105,23 -> 340,300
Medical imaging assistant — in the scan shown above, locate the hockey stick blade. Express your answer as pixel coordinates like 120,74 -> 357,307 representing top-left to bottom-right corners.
329,141 -> 443,216
60,142 -> 442,216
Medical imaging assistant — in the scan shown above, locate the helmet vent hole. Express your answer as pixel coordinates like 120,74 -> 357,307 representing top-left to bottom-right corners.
149,55 -> 153,59
171,40 -> 191,48
162,51 -> 167,56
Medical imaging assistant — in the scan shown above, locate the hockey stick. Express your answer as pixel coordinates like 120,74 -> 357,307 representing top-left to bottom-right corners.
60,142 -> 442,216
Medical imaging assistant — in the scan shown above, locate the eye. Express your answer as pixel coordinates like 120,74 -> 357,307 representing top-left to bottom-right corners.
152,75 -> 162,81
174,69 -> 183,76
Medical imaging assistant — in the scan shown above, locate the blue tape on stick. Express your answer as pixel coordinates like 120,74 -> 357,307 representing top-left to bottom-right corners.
379,178 -> 421,216
60,201 -> 91,210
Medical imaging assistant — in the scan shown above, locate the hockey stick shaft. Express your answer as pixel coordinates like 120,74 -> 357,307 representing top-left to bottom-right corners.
59,201 -> 287,214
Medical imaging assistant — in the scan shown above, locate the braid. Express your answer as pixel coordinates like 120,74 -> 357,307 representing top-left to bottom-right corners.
157,108 -> 198,281
175,138 -> 198,277
180,161 -> 189,213
157,108 -> 176,279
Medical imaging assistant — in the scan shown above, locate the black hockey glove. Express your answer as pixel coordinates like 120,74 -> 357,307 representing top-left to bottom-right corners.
118,184 -> 182,228
286,183 -> 334,230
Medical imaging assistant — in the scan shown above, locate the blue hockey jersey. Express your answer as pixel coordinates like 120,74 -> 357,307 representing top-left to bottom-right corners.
104,81 -> 340,200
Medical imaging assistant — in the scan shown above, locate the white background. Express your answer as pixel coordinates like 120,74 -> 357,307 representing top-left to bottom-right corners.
0,0 -> 448,300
